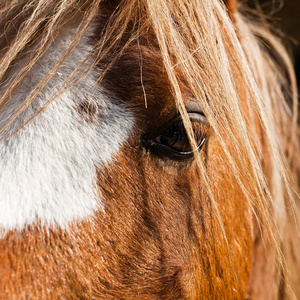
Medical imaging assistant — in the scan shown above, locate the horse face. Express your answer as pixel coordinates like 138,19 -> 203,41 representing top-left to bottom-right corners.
0,20 -> 253,300
95,39 -> 254,298
1,0 -> 297,299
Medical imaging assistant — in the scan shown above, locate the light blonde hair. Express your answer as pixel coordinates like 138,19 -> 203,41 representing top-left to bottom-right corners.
0,0 -> 299,296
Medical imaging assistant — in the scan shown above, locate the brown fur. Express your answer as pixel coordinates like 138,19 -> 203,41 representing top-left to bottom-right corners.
223,0 -> 237,14
0,0 -> 299,299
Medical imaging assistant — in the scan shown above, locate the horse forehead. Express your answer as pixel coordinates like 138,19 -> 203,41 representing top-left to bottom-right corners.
0,25 -> 135,233
101,45 -> 193,126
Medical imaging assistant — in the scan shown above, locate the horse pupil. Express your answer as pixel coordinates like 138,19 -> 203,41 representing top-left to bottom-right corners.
163,122 -> 191,152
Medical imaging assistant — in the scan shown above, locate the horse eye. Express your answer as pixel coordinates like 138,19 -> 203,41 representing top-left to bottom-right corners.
142,114 -> 208,160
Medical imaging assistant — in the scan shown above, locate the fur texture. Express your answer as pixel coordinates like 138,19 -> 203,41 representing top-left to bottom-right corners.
0,26 -> 134,232
0,0 -> 299,299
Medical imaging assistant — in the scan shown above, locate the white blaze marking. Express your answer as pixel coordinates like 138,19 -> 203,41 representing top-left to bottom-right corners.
0,27 -> 134,232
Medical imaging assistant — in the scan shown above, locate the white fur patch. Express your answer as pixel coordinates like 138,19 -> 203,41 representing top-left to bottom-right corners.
0,27 -> 134,232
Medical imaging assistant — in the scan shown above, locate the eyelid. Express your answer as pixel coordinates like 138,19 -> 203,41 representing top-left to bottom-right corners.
145,112 -> 207,140
185,112 -> 207,124
185,100 -> 205,116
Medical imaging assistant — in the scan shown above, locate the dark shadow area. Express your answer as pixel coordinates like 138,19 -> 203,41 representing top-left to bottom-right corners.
258,0 -> 300,86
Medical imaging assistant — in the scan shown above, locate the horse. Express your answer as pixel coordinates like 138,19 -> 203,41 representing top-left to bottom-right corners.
0,0 -> 299,299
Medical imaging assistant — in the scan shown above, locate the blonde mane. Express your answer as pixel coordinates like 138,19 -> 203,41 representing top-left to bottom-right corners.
0,0 -> 299,296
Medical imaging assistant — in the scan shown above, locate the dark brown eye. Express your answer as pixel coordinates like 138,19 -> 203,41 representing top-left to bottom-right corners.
142,113 -> 208,160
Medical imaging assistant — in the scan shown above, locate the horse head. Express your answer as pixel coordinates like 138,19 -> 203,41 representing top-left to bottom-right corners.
0,0 -> 299,299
